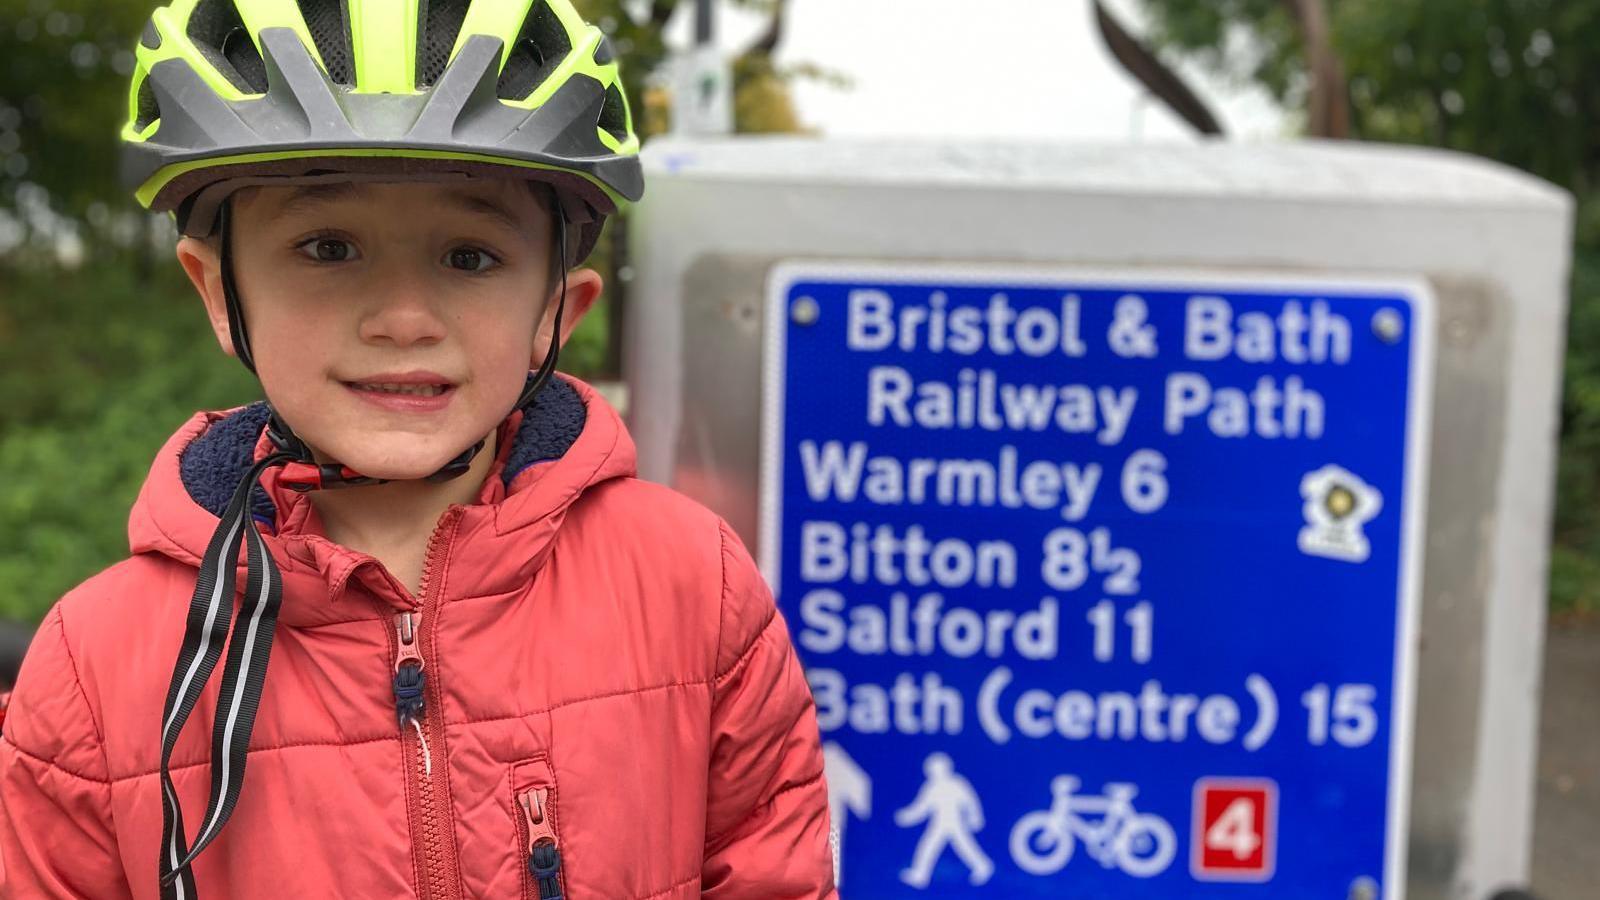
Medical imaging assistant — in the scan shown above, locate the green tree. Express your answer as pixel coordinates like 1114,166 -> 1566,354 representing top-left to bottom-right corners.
1135,0 -> 1598,191
1133,0 -> 1600,612
573,0 -> 807,137
0,0 -> 150,226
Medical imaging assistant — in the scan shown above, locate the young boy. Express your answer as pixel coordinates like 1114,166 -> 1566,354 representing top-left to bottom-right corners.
0,2 -> 836,897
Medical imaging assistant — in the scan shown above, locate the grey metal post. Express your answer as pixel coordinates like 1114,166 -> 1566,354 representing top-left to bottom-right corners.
695,0 -> 713,46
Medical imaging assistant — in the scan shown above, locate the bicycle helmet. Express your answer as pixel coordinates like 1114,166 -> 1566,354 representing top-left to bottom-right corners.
122,0 -> 642,261
119,3 -> 642,896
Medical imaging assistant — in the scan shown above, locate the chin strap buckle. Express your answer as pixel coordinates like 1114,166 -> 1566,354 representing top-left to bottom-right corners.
278,461 -> 384,492
426,443 -> 482,483
274,446 -> 481,492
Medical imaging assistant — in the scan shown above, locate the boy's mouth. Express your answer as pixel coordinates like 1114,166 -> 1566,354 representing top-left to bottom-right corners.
341,372 -> 459,407
347,382 -> 451,397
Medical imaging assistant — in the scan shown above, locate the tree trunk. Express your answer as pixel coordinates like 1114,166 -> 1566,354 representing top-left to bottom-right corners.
648,0 -> 676,29
1283,0 -> 1351,138
1091,0 -> 1225,137
605,217 -> 628,380
740,0 -> 788,58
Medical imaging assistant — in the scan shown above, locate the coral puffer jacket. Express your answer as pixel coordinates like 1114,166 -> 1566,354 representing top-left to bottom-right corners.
0,377 -> 836,899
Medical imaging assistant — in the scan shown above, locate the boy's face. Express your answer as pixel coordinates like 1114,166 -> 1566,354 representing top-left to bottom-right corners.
176,178 -> 601,481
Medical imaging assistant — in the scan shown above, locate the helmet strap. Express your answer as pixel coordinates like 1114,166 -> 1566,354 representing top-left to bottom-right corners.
217,201 -> 256,374
518,205 -> 570,410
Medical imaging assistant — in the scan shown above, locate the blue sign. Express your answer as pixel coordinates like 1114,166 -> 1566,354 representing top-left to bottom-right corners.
758,263 -> 1433,899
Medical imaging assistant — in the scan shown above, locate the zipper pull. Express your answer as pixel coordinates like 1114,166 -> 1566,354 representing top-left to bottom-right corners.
393,612 -> 424,674
392,612 -> 426,726
391,612 -> 433,775
518,788 -> 563,900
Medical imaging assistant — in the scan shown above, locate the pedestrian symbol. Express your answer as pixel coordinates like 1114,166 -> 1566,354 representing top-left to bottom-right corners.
894,753 -> 995,888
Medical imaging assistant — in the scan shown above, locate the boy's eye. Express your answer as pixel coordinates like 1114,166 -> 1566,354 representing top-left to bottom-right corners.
446,247 -> 498,272
297,238 -> 356,262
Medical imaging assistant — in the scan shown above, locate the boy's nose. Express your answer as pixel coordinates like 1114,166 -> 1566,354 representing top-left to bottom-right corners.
358,286 -> 448,348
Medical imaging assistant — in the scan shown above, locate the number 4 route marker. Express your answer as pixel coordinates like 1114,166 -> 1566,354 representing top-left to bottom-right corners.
1192,778 -> 1278,882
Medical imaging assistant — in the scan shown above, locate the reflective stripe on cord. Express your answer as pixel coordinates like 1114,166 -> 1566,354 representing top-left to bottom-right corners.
157,453 -> 290,898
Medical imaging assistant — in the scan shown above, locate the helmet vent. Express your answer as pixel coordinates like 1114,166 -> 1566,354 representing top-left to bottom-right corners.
296,0 -> 355,85
597,83 -> 629,142
223,28 -> 268,92
187,0 -> 269,93
496,1 -> 571,101
134,76 -> 162,132
416,0 -> 469,88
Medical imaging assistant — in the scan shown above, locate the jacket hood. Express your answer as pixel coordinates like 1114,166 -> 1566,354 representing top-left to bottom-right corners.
127,376 -> 636,626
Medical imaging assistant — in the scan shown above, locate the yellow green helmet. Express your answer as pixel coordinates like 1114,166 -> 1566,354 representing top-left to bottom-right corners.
120,0 -> 643,261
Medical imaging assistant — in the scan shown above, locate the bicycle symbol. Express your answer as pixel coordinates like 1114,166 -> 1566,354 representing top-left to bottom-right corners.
1009,775 -> 1177,878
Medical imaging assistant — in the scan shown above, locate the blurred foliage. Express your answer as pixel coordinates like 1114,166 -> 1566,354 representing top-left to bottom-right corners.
0,0 -> 149,220
0,264 -> 256,619
732,56 -> 803,134
0,0 -> 807,623
1136,0 -> 1600,616
1136,1 -> 1598,193
1555,246 -> 1600,615
574,0 -> 820,138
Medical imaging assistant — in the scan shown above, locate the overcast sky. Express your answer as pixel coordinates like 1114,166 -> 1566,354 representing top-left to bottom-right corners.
659,0 -> 1289,142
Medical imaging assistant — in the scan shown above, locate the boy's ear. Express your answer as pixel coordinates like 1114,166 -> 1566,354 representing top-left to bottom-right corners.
175,236 -> 239,359
533,267 -> 604,364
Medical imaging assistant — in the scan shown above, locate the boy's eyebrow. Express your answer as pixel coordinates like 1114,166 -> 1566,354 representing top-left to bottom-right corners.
444,192 -> 529,233
265,182 -> 531,233
270,182 -> 361,219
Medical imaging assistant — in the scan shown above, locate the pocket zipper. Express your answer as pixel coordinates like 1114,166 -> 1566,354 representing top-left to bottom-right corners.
518,787 -> 565,899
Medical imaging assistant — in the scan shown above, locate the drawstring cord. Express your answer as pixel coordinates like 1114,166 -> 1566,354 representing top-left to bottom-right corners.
158,452 -> 292,899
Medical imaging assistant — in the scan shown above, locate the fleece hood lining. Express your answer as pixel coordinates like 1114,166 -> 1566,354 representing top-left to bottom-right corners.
178,377 -> 587,523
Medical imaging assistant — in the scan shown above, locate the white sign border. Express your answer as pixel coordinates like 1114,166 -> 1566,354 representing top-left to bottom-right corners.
757,259 -> 1436,900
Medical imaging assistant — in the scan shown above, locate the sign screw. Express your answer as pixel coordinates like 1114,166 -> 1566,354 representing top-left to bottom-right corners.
1348,876 -> 1380,900
791,296 -> 820,326
1371,309 -> 1404,344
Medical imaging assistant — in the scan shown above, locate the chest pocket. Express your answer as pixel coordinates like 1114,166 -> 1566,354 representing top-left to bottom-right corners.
513,755 -> 567,899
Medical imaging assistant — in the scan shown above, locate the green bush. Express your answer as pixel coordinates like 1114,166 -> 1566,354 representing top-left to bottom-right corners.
1552,244 -> 1600,616
1,263 -> 255,620
0,259 -> 611,623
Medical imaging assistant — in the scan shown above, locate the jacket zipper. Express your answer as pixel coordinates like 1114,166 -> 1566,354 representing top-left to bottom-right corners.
517,787 -> 565,900
382,507 -> 465,900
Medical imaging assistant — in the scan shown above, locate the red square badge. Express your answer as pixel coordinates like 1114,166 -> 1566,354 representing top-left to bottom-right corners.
1191,778 -> 1277,881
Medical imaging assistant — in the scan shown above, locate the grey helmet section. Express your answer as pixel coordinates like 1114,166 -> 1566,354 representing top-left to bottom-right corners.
121,29 -> 643,262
